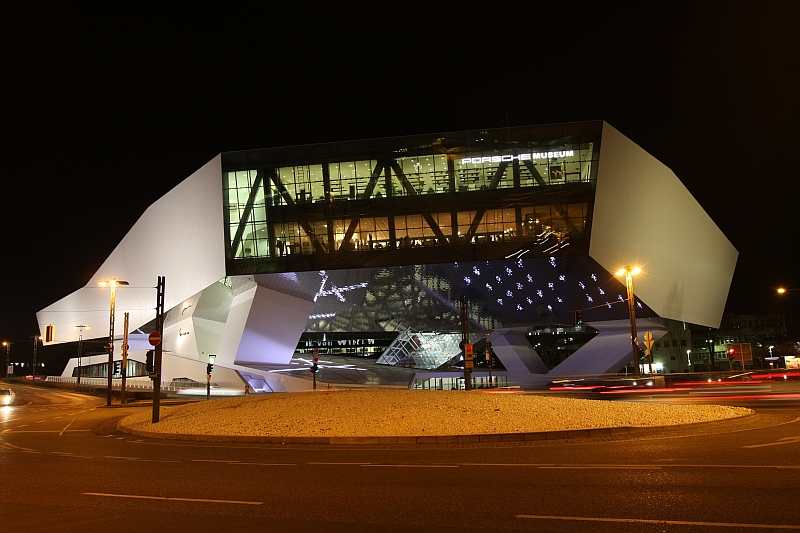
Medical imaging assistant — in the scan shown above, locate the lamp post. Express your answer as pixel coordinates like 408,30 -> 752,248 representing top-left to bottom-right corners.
31,335 -> 42,380
2,341 -> 9,379
73,325 -> 88,390
616,266 -> 642,377
99,278 -> 129,406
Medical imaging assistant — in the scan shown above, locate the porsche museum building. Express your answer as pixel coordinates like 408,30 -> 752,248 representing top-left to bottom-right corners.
37,121 -> 738,392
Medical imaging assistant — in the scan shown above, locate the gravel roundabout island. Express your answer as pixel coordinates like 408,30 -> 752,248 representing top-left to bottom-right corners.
118,390 -> 751,441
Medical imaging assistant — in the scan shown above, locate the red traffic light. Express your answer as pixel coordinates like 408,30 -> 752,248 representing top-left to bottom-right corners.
728,348 -> 735,354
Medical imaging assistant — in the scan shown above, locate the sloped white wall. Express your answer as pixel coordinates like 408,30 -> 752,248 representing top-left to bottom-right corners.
590,123 -> 738,328
37,155 -> 226,343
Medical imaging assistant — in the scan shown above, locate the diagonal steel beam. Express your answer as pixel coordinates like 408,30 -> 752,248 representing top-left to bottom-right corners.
341,161 -> 385,248
466,161 -> 509,239
231,169 -> 265,258
521,160 -> 579,234
389,161 -> 448,243
267,169 -> 327,253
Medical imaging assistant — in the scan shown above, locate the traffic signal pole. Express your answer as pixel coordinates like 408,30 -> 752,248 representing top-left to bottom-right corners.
152,276 -> 165,424
312,346 -> 319,390
460,295 -> 472,391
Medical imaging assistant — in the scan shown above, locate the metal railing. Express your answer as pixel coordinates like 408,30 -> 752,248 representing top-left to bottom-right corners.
45,375 -> 185,391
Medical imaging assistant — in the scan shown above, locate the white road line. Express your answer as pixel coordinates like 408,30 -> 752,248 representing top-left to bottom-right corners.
517,514 -> 800,529
540,465 -> 662,470
361,464 -> 459,468
743,436 -> 800,449
308,462 -> 371,465
191,459 -> 240,463
0,418 -> 21,423
232,462 -> 297,466
460,463 -> 552,467
104,456 -> 139,460
83,493 -> 263,505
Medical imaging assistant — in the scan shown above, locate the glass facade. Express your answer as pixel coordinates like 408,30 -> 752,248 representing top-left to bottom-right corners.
222,122 -> 601,274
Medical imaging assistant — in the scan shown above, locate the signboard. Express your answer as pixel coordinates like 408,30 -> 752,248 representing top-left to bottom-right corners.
148,331 -> 162,347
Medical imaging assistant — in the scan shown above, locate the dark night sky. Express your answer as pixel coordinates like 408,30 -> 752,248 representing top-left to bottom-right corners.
1,2 -> 799,365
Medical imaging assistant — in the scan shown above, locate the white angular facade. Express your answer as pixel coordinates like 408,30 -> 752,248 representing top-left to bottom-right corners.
39,122 -> 737,391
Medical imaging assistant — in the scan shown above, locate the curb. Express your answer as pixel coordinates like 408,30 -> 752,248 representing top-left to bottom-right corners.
116,413 -> 758,446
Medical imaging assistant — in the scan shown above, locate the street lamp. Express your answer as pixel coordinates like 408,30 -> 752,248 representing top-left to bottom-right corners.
31,335 -> 42,380
2,341 -> 9,379
99,278 -> 129,406
615,266 -> 642,377
73,325 -> 89,390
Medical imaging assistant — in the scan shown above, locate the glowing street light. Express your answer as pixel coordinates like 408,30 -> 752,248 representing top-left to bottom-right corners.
99,278 -> 129,406
616,266 -> 642,377
2,341 -> 9,379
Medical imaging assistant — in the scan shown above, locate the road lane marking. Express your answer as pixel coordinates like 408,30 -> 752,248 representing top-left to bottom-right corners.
104,456 -> 140,460
460,463 -> 553,467
743,436 -> 800,449
516,514 -> 800,529
308,462 -> 371,465
361,464 -> 458,468
191,459 -> 240,463
232,462 -> 297,466
540,465 -> 662,470
82,493 -> 263,505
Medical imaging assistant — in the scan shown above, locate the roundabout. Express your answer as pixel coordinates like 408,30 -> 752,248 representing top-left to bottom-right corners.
118,389 -> 752,444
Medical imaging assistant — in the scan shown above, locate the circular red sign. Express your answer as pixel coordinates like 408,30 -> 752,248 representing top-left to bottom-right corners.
148,331 -> 162,346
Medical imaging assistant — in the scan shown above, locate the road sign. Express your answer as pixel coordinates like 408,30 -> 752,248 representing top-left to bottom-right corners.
643,331 -> 654,352
148,331 -> 162,347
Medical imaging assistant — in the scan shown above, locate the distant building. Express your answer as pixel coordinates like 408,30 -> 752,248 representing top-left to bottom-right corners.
648,314 -> 790,373
37,122 -> 737,391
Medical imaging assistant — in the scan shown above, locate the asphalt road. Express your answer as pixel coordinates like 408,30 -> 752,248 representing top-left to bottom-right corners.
2,382 -> 800,532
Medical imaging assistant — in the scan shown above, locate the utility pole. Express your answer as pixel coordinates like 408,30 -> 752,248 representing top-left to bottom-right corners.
152,276 -> 165,423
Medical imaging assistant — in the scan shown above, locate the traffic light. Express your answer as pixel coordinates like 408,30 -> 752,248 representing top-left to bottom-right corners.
206,362 -> 214,374
485,341 -> 492,362
145,350 -> 154,372
310,363 -> 319,374
574,310 -> 583,326
313,346 -> 319,363
728,347 -> 735,361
